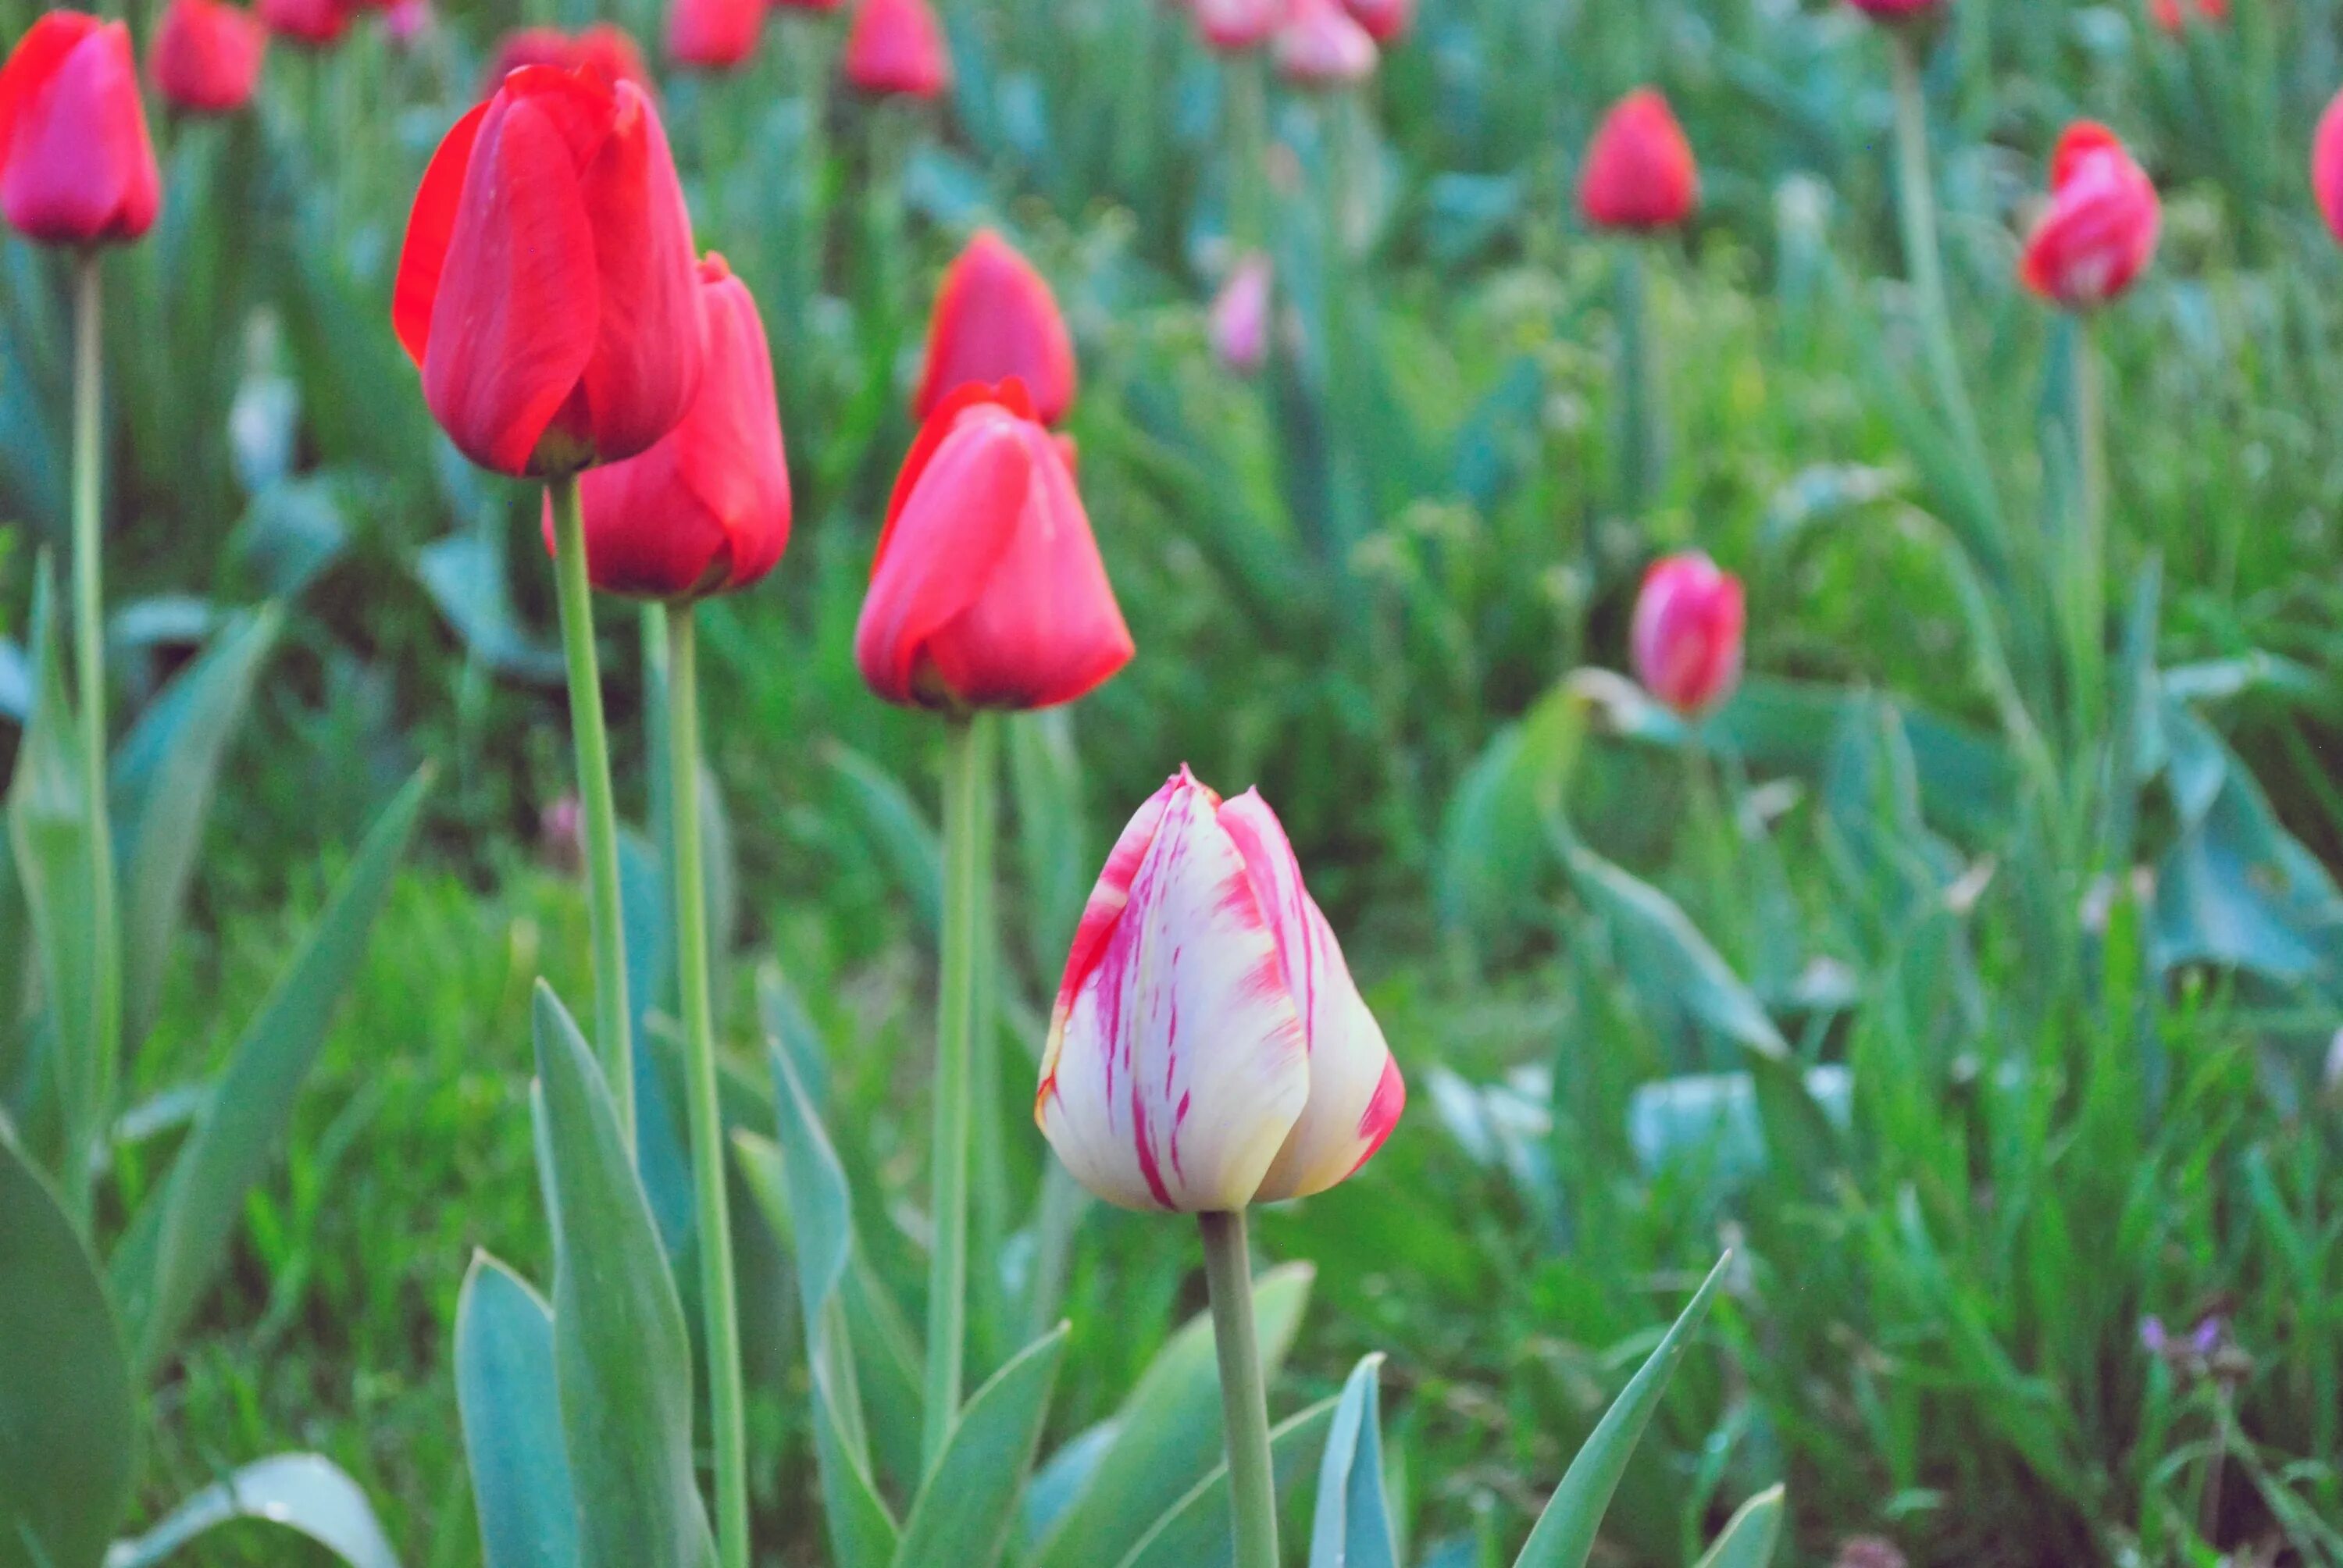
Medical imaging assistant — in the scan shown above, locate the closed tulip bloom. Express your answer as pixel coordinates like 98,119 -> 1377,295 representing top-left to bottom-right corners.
1274,0 -> 1375,86
394,64 -> 704,477
1579,89 -> 1698,232
383,0 -> 430,46
842,0 -> 947,98
485,24 -> 652,94
1036,768 -> 1404,1213
1632,551 -> 1745,715
1209,252 -> 1272,376
2147,0 -> 2224,30
152,0 -> 266,113
2314,91 -> 2343,245
549,254 -> 790,600
257,0 -> 348,46
668,0 -> 761,70
1342,0 -> 1410,45
854,380 -> 1132,711
2018,122 -> 2159,310
0,12 -> 159,247
1193,0 -> 1282,52
914,230 -> 1078,425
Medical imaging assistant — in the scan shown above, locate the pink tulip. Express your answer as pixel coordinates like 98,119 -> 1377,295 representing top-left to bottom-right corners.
2316,90 -> 2343,247
842,0 -> 948,98
914,229 -> 1078,426
1036,768 -> 1404,1212
1578,88 -> 1698,233
1192,0 -> 1282,51
1274,0 -> 1374,87
1342,0 -> 1410,44
1209,253 -> 1271,376
668,0 -> 762,69
1631,551 -> 1745,716
2017,122 -> 2159,311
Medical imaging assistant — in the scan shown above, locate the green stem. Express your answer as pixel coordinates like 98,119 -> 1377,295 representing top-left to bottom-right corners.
1888,32 -> 1992,500
1199,1209 -> 1278,1568
922,710 -> 993,1468
668,610 -> 748,1568
68,250 -> 120,1230
2067,321 -> 2107,771
547,473 -> 633,1148
1614,243 -> 1663,519
968,725 -> 1007,1374
1225,54 -> 1269,251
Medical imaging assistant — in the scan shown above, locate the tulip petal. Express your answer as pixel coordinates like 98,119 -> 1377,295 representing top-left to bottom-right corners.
914,230 -> 1079,425
393,99 -> 489,368
573,82 -> 704,464
1040,770 -> 1186,1073
0,13 -> 96,165
2,19 -> 159,244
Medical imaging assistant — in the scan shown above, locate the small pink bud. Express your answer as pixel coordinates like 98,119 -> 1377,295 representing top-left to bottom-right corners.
1630,551 -> 1746,716
1209,254 -> 1271,376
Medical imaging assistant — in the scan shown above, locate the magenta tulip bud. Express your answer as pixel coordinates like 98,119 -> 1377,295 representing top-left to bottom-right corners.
1630,551 -> 1746,716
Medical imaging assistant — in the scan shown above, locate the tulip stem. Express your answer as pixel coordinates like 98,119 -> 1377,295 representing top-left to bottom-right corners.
667,608 -> 749,1568
1226,54 -> 1269,249
66,248 -> 121,1231
1199,1209 -> 1279,1568
547,472 -> 634,1149
2065,319 -> 2107,754
923,709 -> 994,1470
1613,242 -> 1663,519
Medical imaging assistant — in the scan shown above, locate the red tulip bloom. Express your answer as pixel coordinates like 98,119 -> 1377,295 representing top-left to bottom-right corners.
484,23 -> 652,95
1192,0 -> 1282,51
669,0 -> 761,70
915,230 -> 1078,426
855,380 -> 1133,711
2018,122 -> 2159,310
547,254 -> 790,600
394,64 -> 705,476
1579,89 -> 1697,233
1343,0 -> 1410,45
842,0 -> 947,98
1274,0 -> 1375,86
152,0 -> 266,112
1632,551 -> 1745,716
257,0 -> 348,46
2313,90 -> 2343,245
0,12 -> 159,246
2148,0 -> 2224,31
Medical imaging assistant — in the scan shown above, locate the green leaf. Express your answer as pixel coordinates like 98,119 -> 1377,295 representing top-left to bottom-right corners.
1006,710 -> 1089,971
890,1325 -> 1070,1568
101,1454 -> 399,1568
0,1129 -> 135,1568
1690,1485 -> 1785,1568
1511,1253 -> 1731,1568
455,1253 -> 580,1568
113,766 -> 431,1376
531,983 -> 719,1568
1439,683 -> 1583,942
1113,1396 -> 1340,1568
1027,1262 -> 1315,1568
109,607 -> 280,1048
1309,1355 -> 1398,1568
825,741 -> 942,938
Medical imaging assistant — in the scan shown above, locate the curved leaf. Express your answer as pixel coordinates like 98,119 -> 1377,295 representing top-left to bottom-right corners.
102,1454 -> 398,1568
891,1325 -> 1070,1568
456,1253 -> 579,1568
1113,1397 -> 1339,1568
1309,1355 -> 1397,1568
1691,1485 -> 1785,1568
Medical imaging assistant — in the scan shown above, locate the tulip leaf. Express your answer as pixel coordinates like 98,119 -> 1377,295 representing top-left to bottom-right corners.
114,765 -> 432,1377
1026,1262 -> 1315,1568
455,1253 -> 580,1568
1309,1355 -> 1399,1568
100,1454 -> 399,1568
1112,1396 -> 1340,1568
416,529 -> 564,686
1511,1252 -> 1731,1568
109,606 -> 280,1049
530,983 -> 719,1568
1691,1485 -> 1787,1568
617,826 -> 694,1258
890,1324 -> 1070,1568
0,1128 -> 136,1568
825,741 -> 943,938
1439,682 -> 1584,943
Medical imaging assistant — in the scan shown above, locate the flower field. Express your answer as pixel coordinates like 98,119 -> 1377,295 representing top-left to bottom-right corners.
2,0 -> 2341,1562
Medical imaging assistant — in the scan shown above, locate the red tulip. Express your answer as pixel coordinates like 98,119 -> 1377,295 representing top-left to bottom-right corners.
484,23 -> 652,95
1631,551 -> 1745,716
1192,0 -> 1282,51
1209,252 -> 1271,376
547,254 -> 790,600
383,0 -> 431,47
2148,0 -> 2224,31
1579,89 -> 1698,233
854,380 -> 1132,711
2313,90 -> 2343,245
2017,122 -> 2159,311
257,0 -> 348,47
575,23 -> 653,86
152,0 -> 266,113
0,12 -> 159,247
842,0 -> 947,98
914,230 -> 1078,426
668,0 -> 761,70
1274,0 -> 1374,86
1342,0 -> 1410,45
394,63 -> 705,476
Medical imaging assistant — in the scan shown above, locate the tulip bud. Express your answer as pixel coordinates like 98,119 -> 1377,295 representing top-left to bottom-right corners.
914,230 -> 1078,426
394,64 -> 705,477
1192,0 -> 1282,52
2313,89 -> 2343,248
484,24 -> 653,95
854,380 -> 1132,711
842,0 -> 949,98
0,12 -> 159,248
2017,122 -> 2159,311
257,0 -> 348,46
668,0 -> 761,71
1274,0 -> 1375,87
1036,768 -> 1405,1213
1579,88 -> 1698,233
2147,0 -> 2224,31
549,254 -> 791,600
1342,0 -> 1410,45
383,0 -> 430,47
1631,551 -> 1746,716
1844,0 -> 1944,18
152,0 -> 266,113
1209,253 -> 1272,376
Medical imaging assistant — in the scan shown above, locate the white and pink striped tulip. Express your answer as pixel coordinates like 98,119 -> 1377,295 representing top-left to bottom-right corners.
1035,768 -> 1404,1213
1630,551 -> 1746,717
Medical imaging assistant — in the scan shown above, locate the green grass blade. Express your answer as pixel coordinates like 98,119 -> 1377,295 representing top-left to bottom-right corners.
890,1325 -> 1071,1568
455,1253 -> 580,1568
1690,1485 -> 1785,1568
1309,1354 -> 1398,1568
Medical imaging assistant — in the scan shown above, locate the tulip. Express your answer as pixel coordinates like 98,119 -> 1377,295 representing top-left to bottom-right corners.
669,0 -> 761,70
2147,0 -> 2224,31
2314,90 -> 2343,246
1035,767 -> 1405,1213
1579,89 -> 1698,233
1845,0 -> 1943,17
2017,121 -> 2159,311
1193,0 -> 1282,51
1273,0 -> 1374,86
256,0 -> 348,47
1342,0 -> 1410,44
1209,252 -> 1272,376
1631,552 -> 1745,716
152,0 -> 266,114
393,62 -> 704,477
855,380 -> 1131,711
842,0 -> 948,98
0,12 -> 159,246
383,0 -> 430,47
574,23 -> 653,86
484,23 -> 653,94
549,254 -> 790,600
914,230 -> 1078,425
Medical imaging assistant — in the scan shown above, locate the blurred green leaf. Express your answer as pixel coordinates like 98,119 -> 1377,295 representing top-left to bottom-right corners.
416,531 -> 565,688
455,1253 -> 579,1568
1689,1485 -> 1785,1568
1113,1396 -> 1339,1568
102,1455 -> 399,1568
1308,1354 -> 1399,1568
891,1324 -> 1070,1568
826,740 -> 943,939
1440,684 -> 1583,942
